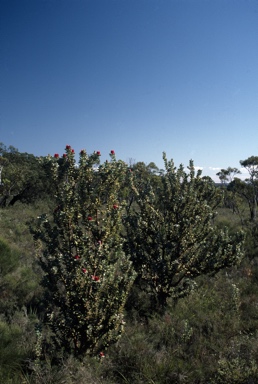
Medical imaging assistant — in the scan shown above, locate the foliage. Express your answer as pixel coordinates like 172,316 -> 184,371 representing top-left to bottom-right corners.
228,178 -> 258,223
2,143 -> 258,383
106,272 -> 258,384
31,146 -> 136,358
0,143 -> 53,207
216,167 -> 241,184
240,156 -> 258,180
226,156 -> 258,222
124,153 -> 245,308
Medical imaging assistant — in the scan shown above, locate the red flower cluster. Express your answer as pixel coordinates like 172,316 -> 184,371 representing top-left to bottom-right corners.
92,275 -> 100,282
99,352 -> 105,358
88,216 -> 93,221
54,153 -> 59,158
63,154 -> 67,158
82,268 -> 87,274
96,151 -> 101,156
110,150 -> 115,155
66,145 -> 71,150
113,204 -> 118,209
74,255 -> 80,260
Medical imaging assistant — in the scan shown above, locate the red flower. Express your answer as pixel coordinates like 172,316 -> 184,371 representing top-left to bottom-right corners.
80,149 -> 85,154
110,150 -> 115,155
96,151 -> 101,156
74,255 -> 80,260
82,268 -> 87,274
63,154 -> 67,158
92,275 -> 100,281
66,145 -> 71,150
54,153 -> 59,158
87,216 -> 93,221
113,204 -> 118,209
71,149 -> 75,153
99,352 -> 105,358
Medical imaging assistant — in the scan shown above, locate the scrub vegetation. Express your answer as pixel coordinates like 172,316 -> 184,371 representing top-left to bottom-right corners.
1,142 -> 258,383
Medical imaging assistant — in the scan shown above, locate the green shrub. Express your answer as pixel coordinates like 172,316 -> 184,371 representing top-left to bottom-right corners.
125,154 -> 245,309
31,147 -> 136,359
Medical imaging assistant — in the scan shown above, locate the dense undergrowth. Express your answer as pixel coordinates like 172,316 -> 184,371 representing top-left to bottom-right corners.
1,199 -> 258,383
1,147 -> 258,382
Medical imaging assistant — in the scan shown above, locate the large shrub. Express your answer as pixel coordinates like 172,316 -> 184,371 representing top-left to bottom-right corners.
124,153 -> 245,308
32,147 -> 136,358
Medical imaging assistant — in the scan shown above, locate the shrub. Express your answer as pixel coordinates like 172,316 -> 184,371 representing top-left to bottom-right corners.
124,154 -> 245,309
31,147 -> 136,358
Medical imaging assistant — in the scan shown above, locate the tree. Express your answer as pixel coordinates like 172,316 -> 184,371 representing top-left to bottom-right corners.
31,146 -> 136,358
147,162 -> 159,174
124,153 -> 245,309
216,167 -> 241,185
239,156 -> 258,221
0,144 -> 52,207
216,167 -> 241,213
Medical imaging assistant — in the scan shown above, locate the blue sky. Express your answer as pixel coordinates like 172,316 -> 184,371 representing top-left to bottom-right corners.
1,0 -> 258,181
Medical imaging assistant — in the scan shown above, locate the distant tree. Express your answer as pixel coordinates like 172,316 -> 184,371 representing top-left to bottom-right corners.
124,153 -> 245,309
216,167 -> 241,213
0,144 -> 52,207
228,178 -> 258,222
0,143 -> 18,155
240,156 -> 258,221
216,167 -> 241,185
147,162 -> 159,174
133,161 -> 149,175
217,169 -> 229,185
240,156 -> 258,181
133,161 -> 161,187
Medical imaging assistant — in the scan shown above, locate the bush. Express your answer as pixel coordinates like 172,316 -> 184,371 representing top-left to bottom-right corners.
31,147 -> 136,358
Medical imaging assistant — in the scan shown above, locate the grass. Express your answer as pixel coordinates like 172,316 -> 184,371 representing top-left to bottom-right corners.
1,199 -> 258,383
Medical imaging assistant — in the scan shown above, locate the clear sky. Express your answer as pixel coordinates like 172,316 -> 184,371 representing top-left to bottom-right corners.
1,0 -> 258,181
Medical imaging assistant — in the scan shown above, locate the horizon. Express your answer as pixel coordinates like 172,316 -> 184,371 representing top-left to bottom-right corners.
0,141 -> 251,183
